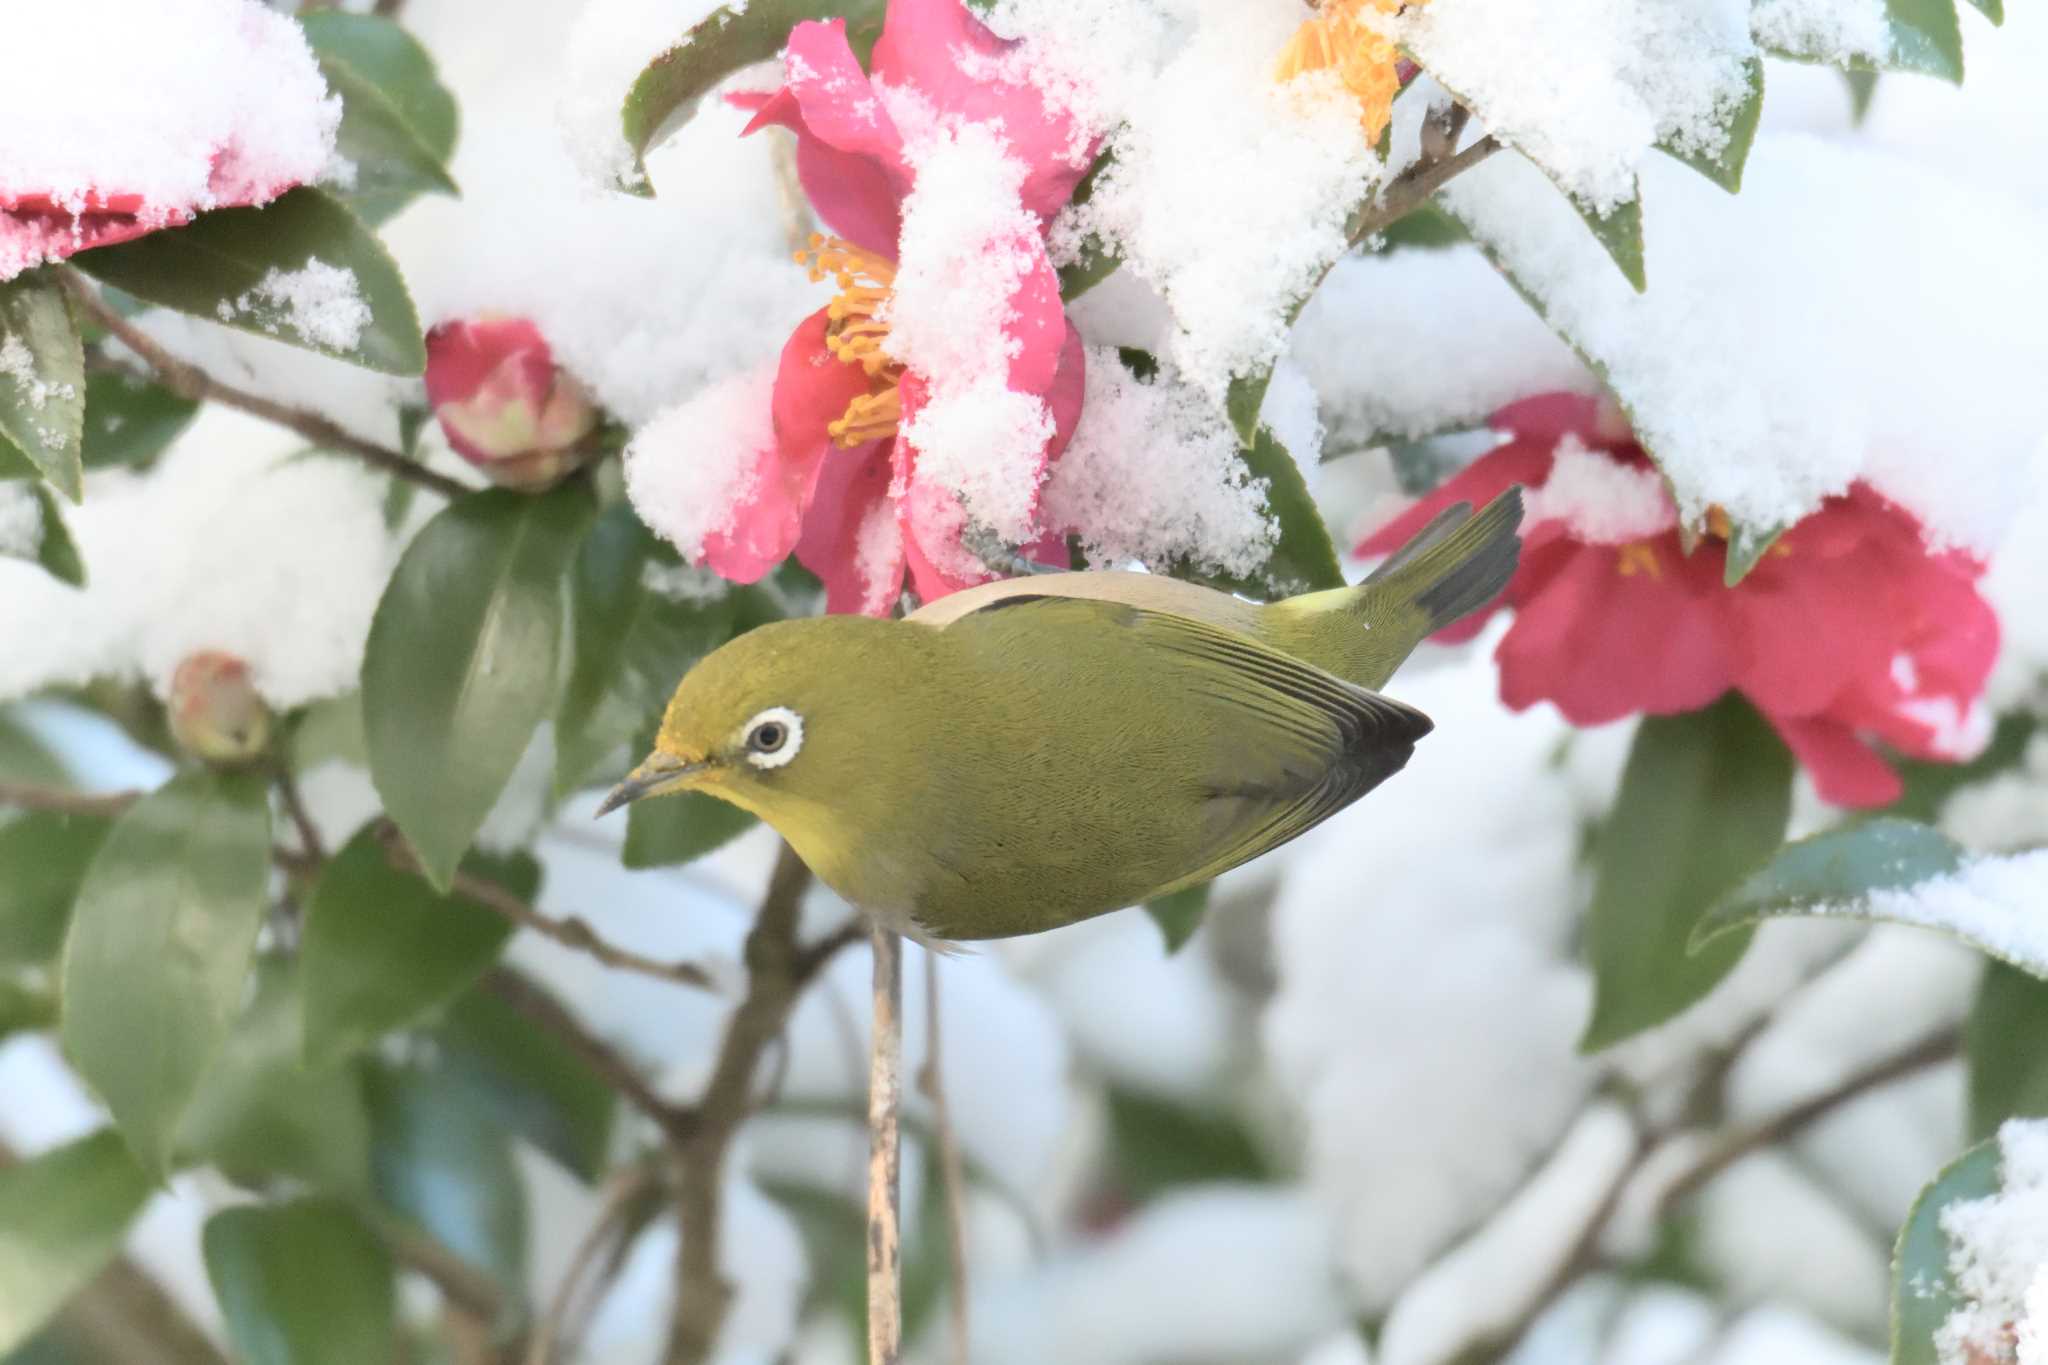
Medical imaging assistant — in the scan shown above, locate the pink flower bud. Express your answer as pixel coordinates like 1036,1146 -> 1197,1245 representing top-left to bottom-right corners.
424,317 -> 600,491
168,652 -> 272,766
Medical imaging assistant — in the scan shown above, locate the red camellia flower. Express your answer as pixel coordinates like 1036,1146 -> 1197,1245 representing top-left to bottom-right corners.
1361,393 -> 2000,807
424,317 -> 601,492
701,0 -> 1093,616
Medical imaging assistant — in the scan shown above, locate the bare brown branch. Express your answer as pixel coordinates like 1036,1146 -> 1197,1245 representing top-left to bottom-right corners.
527,1160 -> 665,1365
0,781 -> 142,818
867,927 -> 906,1365
57,268 -> 471,500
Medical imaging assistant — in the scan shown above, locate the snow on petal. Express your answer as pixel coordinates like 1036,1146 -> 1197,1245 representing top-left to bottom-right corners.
625,364 -> 803,581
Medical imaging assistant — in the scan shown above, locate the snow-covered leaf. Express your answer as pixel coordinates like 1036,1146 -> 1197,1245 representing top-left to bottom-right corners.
1218,425 -> 1344,598
1570,186 -> 1647,293
204,1200 -> 395,1365
1722,519 -> 1785,586
1757,0 -> 1966,83
0,273 -> 85,500
76,187 -> 428,376
1660,57 -> 1765,193
1693,819 -> 1966,946
59,771 -> 273,1174
305,36 -> 459,227
1890,1137 -> 2000,1365
0,483 -> 85,587
619,0 -> 885,194
1056,152 -> 1120,302
299,12 -> 459,163
1581,695 -> 1793,1051
361,485 -> 593,888
0,1130 -> 153,1356
1961,0 -> 2002,22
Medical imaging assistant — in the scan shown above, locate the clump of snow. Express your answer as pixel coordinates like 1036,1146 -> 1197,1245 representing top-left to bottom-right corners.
623,362 -> 775,563
1525,434 -> 1677,544
0,483 -> 45,559
1290,246 -> 1593,451
556,0 -> 735,191
1039,347 -> 1276,579
1366,0 -> 1756,213
0,0 -> 339,278
1256,357 -> 1327,477
1751,0 -> 1895,67
218,261 -> 371,353
885,114 -> 1057,545
1936,1119 -> 2048,1365
0,408 -> 395,706
1442,136 -> 2048,553
1262,651 -> 1599,1307
1798,849 -> 2048,981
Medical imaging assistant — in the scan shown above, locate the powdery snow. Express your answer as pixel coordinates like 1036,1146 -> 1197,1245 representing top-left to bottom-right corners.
0,483 -> 45,560
1751,0 -> 1895,67
1937,1119 -> 2048,1365
1441,135 -> 2048,552
1038,347 -> 1276,579
623,362 -> 775,563
1524,433 -> 1678,544
1796,850 -> 2048,979
218,261 -> 371,353
0,0 -> 338,278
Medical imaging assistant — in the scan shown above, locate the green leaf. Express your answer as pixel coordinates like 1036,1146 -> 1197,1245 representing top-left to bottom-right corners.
435,983 -> 617,1180
302,825 -> 541,1069
0,977 -> 56,1039
619,0 -> 887,192
1580,695 -> 1793,1051
0,273 -> 85,500
1960,0 -> 2002,22
299,13 -> 459,160
556,504 -> 737,797
361,485 -> 593,888
1891,1138 -> 2000,1365
176,960 -> 372,1197
1569,188 -> 1646,293
1722,519 -> 1785,586
0,811 -> 110,966
203,1200 -> 395,1365
1690,818 -> 1966,949
1232,425 -> 1345,596
1145,882 -> 1210,955
0,710 -> 69,790
1966,962 -> 2048,1142
78,371 -> 197,471
1056,152 -> 1119,302
1760,0 -> 1965,83
1369,204 -> 1470,253
1844,70 -> 1882,123
307,51 -> 459,227
623,791 -> 756,869
1105,1087 -> 1272,1203
367,1064 -> 528,1289
1660,58 -> 1764,194
59,771 -> 272,1172
76,187 -> 427,376
6,485 -> 85,588
0,1131 -> 153,1355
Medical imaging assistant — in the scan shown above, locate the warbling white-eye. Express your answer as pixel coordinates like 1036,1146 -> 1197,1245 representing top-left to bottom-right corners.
600,489 -> 1524,942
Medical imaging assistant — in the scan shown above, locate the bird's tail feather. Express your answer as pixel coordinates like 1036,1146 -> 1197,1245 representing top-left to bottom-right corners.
1362,487 -> 1525,636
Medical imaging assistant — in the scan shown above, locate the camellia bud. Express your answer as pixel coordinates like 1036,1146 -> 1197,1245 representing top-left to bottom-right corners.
168,652 -> 273,766
423,316 -> 601,491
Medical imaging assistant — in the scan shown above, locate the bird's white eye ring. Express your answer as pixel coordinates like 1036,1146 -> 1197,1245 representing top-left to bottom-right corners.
741,706 -> 803,769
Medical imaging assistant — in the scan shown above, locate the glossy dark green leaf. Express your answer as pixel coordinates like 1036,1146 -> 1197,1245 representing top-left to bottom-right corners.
299,13 -> 459,160
76,187 -> 427,376
367,1065 -> 528,1288
1145,882 -> 1210,955
78,371 -> 197,471
557,504 -> 737,797
362,485 -> 593,889
0,1131 -> 153,1355
59,772 -> 272,1172
203,1200 -> 394,1365
1105,1087 -> 1272,1203
302,825 -> 541,1068
1722,519 -> 1785,586
435,984 -> 617,1179
0,811 -> 110,966
619,0 -> 886,192
1570,189 -> 1646,293
1370,204 -> 1470,252
1761,0 -> 1965,83
1891,1138 -> 2000,1365
1690,818 -> 1966,948
1966,962 -> 2048,1142
1660,58 -> 1764,193
0,274 -> 85,500
1580,695 -> 1793,1051
176,960 -> 371,1197
1231,425 -> 1345,596
623,791 -> 756,868
308,51 -> 459,226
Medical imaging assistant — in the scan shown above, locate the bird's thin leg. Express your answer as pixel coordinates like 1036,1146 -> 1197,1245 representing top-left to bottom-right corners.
867,923 -> 905,1364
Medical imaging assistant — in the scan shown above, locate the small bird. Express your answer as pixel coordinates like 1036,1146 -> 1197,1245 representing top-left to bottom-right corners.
600,489 -> 1523,942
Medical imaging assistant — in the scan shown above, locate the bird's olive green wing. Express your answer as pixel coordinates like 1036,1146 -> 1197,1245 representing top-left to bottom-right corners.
951,598 -> 1434,895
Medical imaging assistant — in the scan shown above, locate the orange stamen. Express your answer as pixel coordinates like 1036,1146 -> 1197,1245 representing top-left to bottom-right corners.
1274,0 -> 1423,144
1617,543 -> 1662,579
796,234 -> 907,446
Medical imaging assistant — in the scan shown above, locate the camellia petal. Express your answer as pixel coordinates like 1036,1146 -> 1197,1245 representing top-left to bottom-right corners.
738,88 -> 905,257
1770,715 -> 1905,807
796,441 -> 904,616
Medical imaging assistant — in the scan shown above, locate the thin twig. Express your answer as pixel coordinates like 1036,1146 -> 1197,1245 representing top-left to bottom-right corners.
1347,132 -> 1502,248
484,968 -> 700,1147
920,950 -> 972,1365
57,268 -> 471,500
272,765 -> 325,863
365,1207 -> 511,1329
527,1160 -> 664,1365
663,841 -> 816,1365
0,781 -> 142,818
796,918 -> 868,985
868,926 -> 906,1365
379,825 -> 720,993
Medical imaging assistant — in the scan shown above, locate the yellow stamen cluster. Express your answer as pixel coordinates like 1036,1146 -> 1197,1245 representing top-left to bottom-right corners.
1275,0 -> 1424,144
1617,543 -> 1662,580
797,234 -> 907,447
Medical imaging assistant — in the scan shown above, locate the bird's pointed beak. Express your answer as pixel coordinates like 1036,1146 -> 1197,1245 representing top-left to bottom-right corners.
595,752 -> 706,817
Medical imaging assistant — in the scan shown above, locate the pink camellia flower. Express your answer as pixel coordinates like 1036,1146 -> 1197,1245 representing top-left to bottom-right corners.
424,317 -> 601,492
699,0 -> 1093,615
1360,393 -> 2000,807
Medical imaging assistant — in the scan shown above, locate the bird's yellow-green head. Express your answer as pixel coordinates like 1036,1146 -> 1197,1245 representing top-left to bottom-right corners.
595,616 -> 914,834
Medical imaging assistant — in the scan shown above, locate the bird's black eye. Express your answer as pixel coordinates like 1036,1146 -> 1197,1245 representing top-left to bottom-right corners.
748,721 -> 786,753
